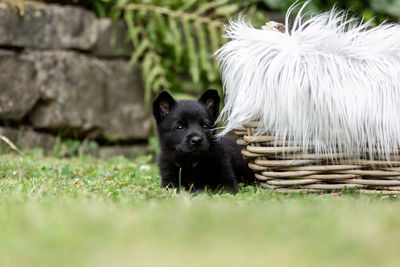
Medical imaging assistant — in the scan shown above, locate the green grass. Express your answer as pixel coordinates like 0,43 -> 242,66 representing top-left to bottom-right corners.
1,152 -> 400,267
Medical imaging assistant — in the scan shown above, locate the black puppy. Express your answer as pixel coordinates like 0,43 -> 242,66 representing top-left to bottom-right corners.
153,89 -> 253,193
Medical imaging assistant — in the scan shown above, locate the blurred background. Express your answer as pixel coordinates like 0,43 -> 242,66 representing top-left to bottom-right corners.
1,0 -> 399,158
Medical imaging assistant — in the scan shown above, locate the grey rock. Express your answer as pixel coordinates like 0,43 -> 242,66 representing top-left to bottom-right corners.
22,50 -> 105,130
91,19 -> 133,57
0,49 -> 39,120
23,50 -> 151,140
0,127 -> 55,153
101,60 -> 151,140
0,3 -> 97,50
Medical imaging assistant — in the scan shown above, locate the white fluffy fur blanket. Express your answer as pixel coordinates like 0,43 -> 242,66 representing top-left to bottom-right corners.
216,2 -> 400,161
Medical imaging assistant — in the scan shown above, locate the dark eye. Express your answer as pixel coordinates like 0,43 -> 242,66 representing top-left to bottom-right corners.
202,123 -> 210,129
176,124 -> 184,130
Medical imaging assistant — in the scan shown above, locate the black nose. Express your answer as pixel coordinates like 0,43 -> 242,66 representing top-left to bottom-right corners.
190,136 -> 202,146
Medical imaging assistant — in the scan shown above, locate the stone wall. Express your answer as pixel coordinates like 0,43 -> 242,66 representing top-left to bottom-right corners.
0,2 -> 151,156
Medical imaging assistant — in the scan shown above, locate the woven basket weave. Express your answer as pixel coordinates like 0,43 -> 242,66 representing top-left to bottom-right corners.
234,121 -> 400,194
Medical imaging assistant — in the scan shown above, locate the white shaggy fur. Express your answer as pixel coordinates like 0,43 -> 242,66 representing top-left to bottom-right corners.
216,2 -> 400,161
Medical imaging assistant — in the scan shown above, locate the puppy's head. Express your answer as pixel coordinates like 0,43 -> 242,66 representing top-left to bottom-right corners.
153,89 -> 220,159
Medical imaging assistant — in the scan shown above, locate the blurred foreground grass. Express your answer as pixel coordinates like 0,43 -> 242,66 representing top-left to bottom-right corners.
1,152 -> 400,267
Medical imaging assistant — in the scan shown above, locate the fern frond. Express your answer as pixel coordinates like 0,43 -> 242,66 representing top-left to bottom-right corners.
207,22 -> 221,67
143,51 -> 169,103
182,17 -> 200,83
124,10 -> 140,47
124,9 -> 169,102
128,40 -> 148,65
177,0 -> 197,12
193,0 -> 231,16
214,3 -> 240,18
142,52 -> 169,103
120,4 -> 226,27
153,13 -> 168,41
195,20 -> 216,81
168,19 -> 183,64
145,66 -> 164,94
152,78 -> 169,94
146,13 -> 159,45
141,53 -> 154,78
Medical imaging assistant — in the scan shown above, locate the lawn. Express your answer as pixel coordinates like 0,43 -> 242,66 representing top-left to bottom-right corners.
0,152 -> 400,267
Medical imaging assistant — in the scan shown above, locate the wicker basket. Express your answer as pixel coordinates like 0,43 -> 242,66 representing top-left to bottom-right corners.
234,121 -> 400,194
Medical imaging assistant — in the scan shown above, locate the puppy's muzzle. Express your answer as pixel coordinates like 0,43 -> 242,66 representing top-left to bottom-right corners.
190,136 -> 202,146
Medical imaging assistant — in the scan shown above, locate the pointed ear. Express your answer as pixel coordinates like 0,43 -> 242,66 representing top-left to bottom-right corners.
153,91 -> 176,123
198,89 -> 220,119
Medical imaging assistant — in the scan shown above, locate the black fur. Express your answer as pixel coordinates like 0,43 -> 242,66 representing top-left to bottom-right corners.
153,89 -> 253,193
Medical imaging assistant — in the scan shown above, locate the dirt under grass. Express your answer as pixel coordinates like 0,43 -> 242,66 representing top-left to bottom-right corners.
0,152 -> 400,267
